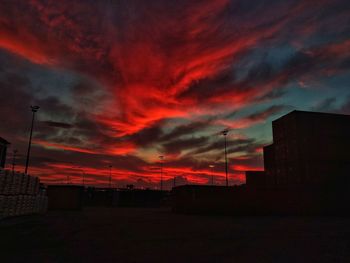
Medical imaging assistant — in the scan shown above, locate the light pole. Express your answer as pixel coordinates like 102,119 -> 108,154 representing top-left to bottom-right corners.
25,105 -> 40,174
209,164 -> 215,186
109,165 -> 112,189
221,130 -> 229,187
159,155 -> 164,191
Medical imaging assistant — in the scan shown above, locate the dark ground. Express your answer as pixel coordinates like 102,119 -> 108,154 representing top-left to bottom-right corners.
1,207 -> 350,263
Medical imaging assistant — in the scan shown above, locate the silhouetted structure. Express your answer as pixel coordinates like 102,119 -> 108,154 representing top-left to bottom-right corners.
84,187 -> 168,207
173,110 -> 350,215
1,169 -> 47,219
47,185 -> 84,210
245,171 -> 266,187
247,110 -> 350,187
0,137 -> 10,169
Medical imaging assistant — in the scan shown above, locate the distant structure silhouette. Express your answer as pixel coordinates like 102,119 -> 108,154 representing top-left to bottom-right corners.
0,137 -> 10,169
246,110 -> 350,188
173,110 -> 350,215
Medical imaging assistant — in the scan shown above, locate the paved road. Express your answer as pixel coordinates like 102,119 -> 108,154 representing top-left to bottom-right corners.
1,207 -> 350,262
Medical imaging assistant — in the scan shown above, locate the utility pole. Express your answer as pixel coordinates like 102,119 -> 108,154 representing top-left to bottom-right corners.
221,130 -> 229,187
25,106 -> 40,174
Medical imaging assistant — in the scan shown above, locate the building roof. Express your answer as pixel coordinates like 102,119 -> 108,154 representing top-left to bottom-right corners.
273,110 -> 350,124
0,137 -> 10,145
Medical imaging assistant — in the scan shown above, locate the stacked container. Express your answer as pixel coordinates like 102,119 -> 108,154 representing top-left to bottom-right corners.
0,169 -> 48,220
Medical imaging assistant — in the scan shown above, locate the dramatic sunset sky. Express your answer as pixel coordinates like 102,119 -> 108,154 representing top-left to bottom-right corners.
0,0 -> 349,188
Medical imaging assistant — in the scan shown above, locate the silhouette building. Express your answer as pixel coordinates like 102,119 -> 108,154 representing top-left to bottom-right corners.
251,110 -> 350,188
0,137 -> 10,168
172,111 -> 350,215
173,111 -> 350,215
245,171 -> 266,187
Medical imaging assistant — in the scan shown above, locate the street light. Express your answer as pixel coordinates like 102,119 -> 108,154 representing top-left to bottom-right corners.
25,105 -> 40,174
159,155 -> 164,191
221,129 -> 229,187
209,164 -> 215,186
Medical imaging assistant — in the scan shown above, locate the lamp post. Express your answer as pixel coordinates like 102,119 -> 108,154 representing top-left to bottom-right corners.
109,165 -> 112,189
25,106 -> 40,174
159,155 -> 164,191
221,130 -> 229,187
209,164 -> 215,186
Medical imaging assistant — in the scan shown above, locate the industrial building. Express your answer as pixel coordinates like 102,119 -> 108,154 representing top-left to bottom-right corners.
245,171 -> 266,187
173,110 -> 350,215
247,110 -> 350,188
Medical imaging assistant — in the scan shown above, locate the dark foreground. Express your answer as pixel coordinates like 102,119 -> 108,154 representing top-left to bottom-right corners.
1,208 -> 350,263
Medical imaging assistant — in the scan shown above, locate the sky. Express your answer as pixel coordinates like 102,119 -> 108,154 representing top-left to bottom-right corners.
0,0 -> 350,189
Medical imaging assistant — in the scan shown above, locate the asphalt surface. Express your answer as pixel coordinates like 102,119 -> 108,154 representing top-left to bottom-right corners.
1,207 -> 350,263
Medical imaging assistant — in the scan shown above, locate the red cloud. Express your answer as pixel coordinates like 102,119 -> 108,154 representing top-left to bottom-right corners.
1,0 -> 348,187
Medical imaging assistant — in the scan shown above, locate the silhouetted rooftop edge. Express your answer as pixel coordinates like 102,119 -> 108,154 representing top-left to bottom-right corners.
274,110 -> 350,122
0,137 -> 10,145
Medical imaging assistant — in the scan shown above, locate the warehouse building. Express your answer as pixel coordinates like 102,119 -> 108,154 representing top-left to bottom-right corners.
253,110 -> 350,187
245,171 -> 266,187
174,111 -> 350,215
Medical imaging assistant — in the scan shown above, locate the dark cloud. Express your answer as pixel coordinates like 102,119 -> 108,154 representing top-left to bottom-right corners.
40,120 -> 73,129
311,97 -> 338,112
255,88 -> 287,102
188,137 -> 257,157
246,105 -> 288,121
162,136 -> 209,155
127,121 -> 164,148
160,121 -> 211,142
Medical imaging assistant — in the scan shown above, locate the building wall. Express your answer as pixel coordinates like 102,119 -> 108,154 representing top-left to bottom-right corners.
267,111 -> 350,187
263,144 -> 275,185
245,171 -> 266,187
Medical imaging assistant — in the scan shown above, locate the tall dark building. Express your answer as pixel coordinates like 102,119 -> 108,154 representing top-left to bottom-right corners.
261,110 -> 350,187
0,137 -> 10,168
174,110 -> 350,216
